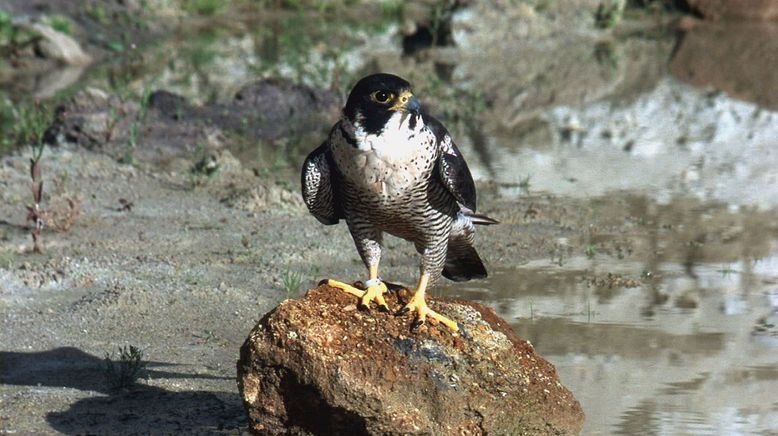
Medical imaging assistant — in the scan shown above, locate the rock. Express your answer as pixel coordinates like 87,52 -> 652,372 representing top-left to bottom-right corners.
686,0 -> 778,21
237,285 -> 584,435
671,22 -> 778,109
51,79 -> 338,165
23,22 -> 92,65
219,78 -> 340,140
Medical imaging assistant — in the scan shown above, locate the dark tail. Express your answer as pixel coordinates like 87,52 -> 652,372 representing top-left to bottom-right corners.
442,239 -> 488,282
442,211 -> 495,282
467,212 -> 499,225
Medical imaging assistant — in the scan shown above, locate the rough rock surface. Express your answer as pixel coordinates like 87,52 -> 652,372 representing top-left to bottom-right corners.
47,78 -> 339,163
687,0 -> 778,21
237,284 -> 584,435
20,22 -> 93,65
671,22 -> 778,109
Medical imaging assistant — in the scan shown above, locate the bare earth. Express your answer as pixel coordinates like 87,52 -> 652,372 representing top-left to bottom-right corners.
0,140 -> 585,434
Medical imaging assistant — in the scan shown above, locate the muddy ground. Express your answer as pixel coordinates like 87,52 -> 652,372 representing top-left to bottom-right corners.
0,121 -> 609,434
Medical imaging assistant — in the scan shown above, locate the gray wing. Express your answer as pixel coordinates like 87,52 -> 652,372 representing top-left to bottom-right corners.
301,140 -> 342,225
426,115 -> 477,212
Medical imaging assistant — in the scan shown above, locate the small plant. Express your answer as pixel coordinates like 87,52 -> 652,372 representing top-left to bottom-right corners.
84,3 -> 108,24
0,249 -> 15,269
586,299 -> 596,322
123,83 -> 153,164
584,244 -> 597,259
281,269 -> 303,297
190,152 -> 221,177
594,0 -> 625,29
104,345 -> 146,391
0,8 -> 17,49
43,15 -> 72,35
186,0 -> 222,15
519,175 -> 531,191
17,101 -> 54,253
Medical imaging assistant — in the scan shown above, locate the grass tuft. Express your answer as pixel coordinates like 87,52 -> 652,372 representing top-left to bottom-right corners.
104,345 -> 147,391
281,269 -> 303,298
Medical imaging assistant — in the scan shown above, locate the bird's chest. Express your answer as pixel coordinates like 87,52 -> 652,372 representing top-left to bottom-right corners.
333,125 -> 437,199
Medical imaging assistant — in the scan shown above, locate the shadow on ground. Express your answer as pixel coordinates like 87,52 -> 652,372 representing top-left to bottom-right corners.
1,347 -> 246,434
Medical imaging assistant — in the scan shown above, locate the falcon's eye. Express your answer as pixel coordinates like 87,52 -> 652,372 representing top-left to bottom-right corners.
370,90 -> 393,104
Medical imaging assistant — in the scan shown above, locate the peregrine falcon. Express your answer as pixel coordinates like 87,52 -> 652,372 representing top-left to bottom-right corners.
301,73 -> 497,332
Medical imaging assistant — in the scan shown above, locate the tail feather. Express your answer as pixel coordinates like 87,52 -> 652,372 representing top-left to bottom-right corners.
442,211 -> 491,282
442,239 -> 488,282
467,212 -> 499,225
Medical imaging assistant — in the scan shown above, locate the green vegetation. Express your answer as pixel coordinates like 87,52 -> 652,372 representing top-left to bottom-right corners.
122,83 -> 154,164
185,0 -> 223,16
0,249 -> 15,269
84,2 -> 109,24
594,0 -> 625,29
281,269 -> 304,297
421,75 -> 487,125
43,15 -> 72,35
519,175 -> 531,191
0,8 -> 15,47
104,345 -> 147,391
0,8 -> 36,55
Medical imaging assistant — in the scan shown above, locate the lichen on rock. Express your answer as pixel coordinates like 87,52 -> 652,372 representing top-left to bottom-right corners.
237,284 -> 584,435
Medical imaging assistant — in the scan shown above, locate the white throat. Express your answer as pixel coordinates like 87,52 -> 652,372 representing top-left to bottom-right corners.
346,111 -> 422,156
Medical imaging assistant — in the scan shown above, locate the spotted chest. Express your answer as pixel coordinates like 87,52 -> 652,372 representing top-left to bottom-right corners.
330,115 -> 439,202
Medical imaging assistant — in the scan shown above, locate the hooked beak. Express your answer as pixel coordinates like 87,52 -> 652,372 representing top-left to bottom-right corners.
391,91 -> 421,115
393,91 -> 420,125
404,95 -> 421,114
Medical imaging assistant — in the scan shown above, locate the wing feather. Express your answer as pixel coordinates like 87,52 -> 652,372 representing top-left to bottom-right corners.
301,140 -> 342,225
427,115 -> 477,211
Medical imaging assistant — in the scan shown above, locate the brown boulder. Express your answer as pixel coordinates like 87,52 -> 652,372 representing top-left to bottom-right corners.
237,284 -> 584,435
686,0 -> 778,21
671,22 -> 778,109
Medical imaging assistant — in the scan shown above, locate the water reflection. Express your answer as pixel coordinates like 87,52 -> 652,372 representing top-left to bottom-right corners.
440,196 -> 778,435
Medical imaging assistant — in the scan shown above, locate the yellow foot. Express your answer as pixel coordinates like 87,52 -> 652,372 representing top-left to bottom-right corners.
323,279 -> 390,312
397,294 -> 460,332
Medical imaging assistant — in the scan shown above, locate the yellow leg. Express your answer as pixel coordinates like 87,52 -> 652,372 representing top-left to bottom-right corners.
397,274 -> 460,332
324,264 -> 389,312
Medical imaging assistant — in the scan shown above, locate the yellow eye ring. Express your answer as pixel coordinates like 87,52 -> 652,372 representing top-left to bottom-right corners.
370,90 -> 393,104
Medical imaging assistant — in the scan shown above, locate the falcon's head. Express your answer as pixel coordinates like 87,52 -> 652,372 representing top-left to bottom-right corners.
343,73 -> 422,136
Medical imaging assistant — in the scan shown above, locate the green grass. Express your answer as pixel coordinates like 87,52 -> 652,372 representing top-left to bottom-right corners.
594,0 -> 624,29
84,2 -> 109,24
123,83 -> 154,163
186,0 -> 223,15
281,269 -> 304,298
0,249 -> 15,269
104,345 -> 146,391
0,95 -> 57,155
584,244 -> 597,259
519,175 -> 531,190
0,9 -> 15,47
44,15 -> 72,35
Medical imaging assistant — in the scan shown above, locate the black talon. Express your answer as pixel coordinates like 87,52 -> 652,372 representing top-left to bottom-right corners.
318,279 -> 329,286
457,322 -> 470,339
395,306 -> 410,316
411,319 -> 425,330
378,304 -> 390,313
358,302 -> 371,312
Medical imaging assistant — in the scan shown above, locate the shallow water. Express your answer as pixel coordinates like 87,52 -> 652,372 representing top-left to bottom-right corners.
440,195 -> 778,434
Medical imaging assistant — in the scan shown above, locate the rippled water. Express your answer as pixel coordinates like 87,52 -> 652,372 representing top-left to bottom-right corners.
440,195 -> 778,434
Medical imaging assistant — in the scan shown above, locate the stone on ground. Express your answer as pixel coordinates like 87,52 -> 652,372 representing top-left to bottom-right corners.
237,284 -> 584,435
